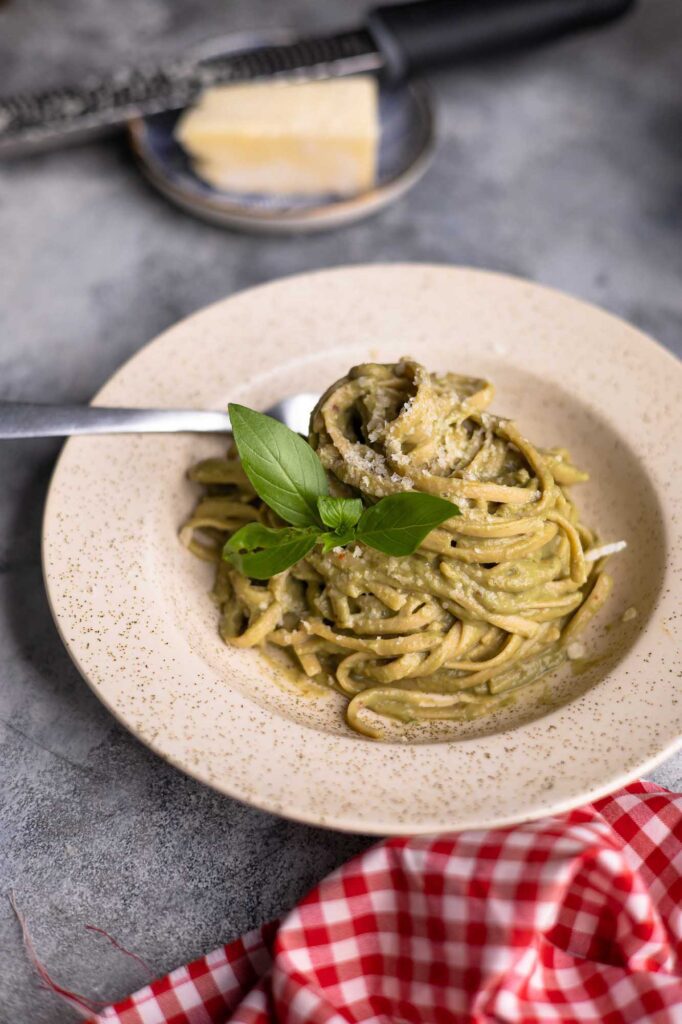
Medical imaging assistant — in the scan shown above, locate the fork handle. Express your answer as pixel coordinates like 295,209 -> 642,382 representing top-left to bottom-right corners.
0,403 -> 232,438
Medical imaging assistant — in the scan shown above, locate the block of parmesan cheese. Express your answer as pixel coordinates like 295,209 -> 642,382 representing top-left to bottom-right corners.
175,77 -> 378,197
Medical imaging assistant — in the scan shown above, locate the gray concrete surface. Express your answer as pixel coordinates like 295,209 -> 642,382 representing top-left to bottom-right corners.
0,1 -> 681,1020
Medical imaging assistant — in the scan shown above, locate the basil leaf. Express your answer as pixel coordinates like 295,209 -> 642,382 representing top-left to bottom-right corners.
356,493 -> 460,556
223,522 -> 319,579
319,529 -> 357,554
317,496 -> 363,534
228,404 -> 328,528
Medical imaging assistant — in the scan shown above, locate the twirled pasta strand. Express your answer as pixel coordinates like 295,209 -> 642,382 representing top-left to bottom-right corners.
182,360 -> 614,738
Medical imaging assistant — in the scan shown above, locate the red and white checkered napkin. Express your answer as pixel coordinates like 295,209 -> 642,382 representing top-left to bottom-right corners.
89,782 -> 682,1024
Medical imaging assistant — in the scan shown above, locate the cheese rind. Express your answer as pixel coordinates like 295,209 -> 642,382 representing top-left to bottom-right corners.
175,78 -> 378,197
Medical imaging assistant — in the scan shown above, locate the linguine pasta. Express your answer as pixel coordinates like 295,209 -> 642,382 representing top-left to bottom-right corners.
181,360 -> 615,738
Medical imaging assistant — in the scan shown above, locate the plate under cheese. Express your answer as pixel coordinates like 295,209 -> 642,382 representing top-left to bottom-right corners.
175,77 -> 379,197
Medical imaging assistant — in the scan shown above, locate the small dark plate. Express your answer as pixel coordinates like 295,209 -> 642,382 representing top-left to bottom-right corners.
128,32 -> 435,234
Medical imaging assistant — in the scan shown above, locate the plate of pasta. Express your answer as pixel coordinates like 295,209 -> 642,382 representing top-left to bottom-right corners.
42,265 -> 682,833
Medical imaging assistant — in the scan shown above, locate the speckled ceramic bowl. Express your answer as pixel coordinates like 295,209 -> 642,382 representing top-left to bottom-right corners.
42,265 -> 682,834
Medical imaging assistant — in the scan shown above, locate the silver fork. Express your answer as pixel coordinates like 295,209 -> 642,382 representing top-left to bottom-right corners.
0,394 -> 319,439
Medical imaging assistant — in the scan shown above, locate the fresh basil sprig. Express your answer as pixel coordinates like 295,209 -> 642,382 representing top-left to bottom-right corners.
354,492 -> 462,557
223,404 -> 460,579
228,404 -> 328,527
317,495 -> 363,533
224,523 -> 319,578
